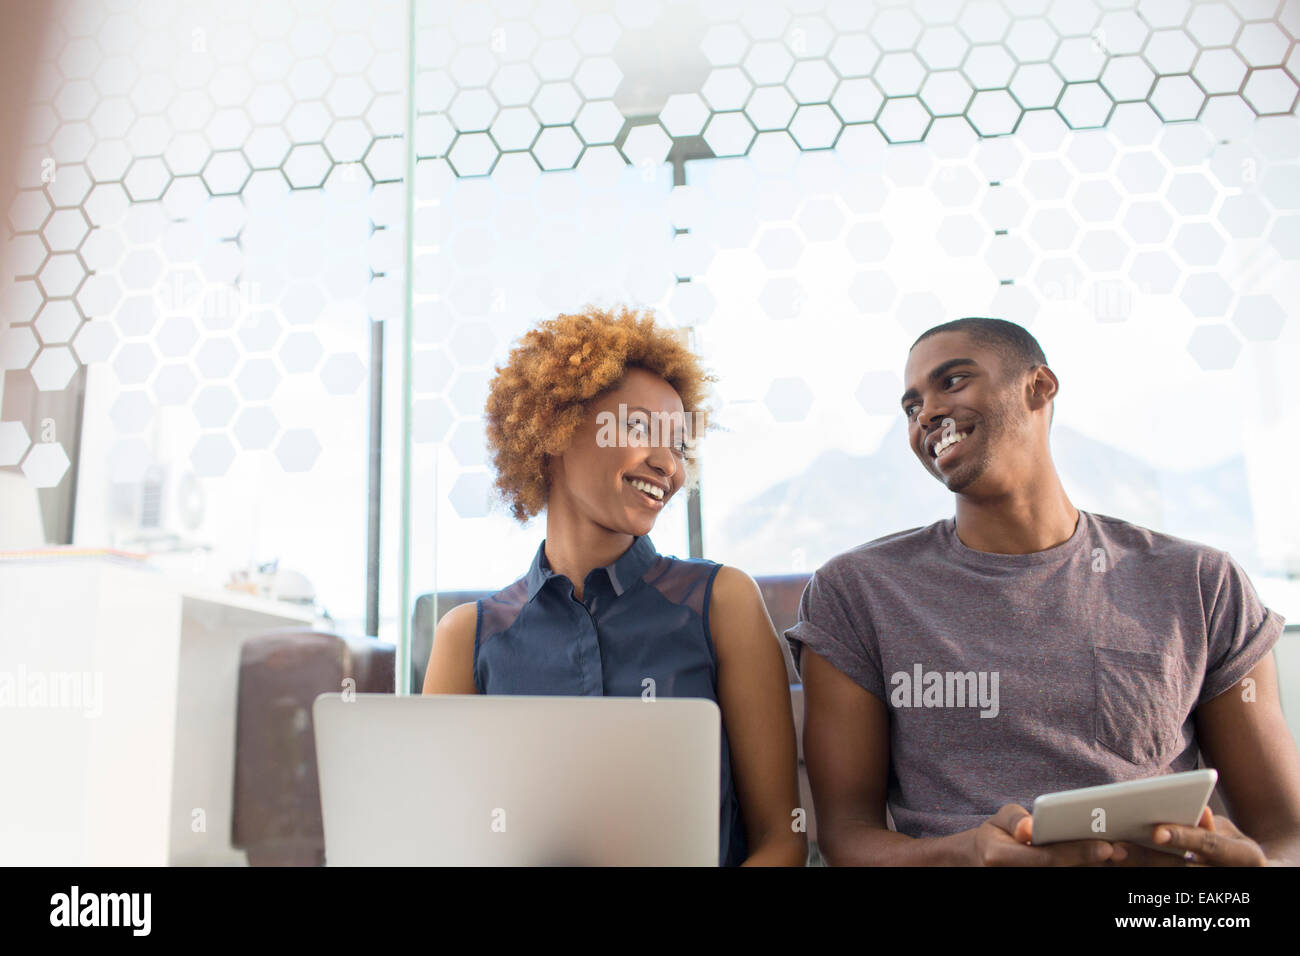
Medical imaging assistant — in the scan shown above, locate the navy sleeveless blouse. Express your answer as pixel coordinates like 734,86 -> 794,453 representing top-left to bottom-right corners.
472,534 -> 749,867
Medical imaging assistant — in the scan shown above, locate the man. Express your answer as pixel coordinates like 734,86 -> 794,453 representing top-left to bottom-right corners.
786,317 -> 1300,865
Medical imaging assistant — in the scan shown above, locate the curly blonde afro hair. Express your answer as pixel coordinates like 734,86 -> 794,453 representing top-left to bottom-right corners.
485,305 -> 715,522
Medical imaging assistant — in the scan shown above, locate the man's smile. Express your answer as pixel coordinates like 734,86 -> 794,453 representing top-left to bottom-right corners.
923,423 -> 977,470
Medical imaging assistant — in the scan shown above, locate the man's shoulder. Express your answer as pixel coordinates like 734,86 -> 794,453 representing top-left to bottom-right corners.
815,519 -> 951,579
1087,511 -> 1231,569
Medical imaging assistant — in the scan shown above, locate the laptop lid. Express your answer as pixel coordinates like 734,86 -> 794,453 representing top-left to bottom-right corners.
312,693 -> 721,866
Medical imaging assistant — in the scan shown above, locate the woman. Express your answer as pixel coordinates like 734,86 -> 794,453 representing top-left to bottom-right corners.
423,304 -> 805,866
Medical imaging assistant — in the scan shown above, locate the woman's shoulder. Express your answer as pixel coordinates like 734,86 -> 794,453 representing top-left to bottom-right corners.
657,553 -> 750,581
702,566 -> 785,666
706,564 -> 763,606
482,573 -> 531,605
654,551 -> 723,574
476,573 -> 535,639
434,601 -> 479,647
644,551 -> 724,591
647,556 -> 766,614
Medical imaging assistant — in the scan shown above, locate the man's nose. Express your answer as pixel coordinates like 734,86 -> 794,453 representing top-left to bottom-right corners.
920,399 -> 951,428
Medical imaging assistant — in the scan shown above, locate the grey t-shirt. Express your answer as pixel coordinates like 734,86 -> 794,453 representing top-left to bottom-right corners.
784,510 -> 1285,839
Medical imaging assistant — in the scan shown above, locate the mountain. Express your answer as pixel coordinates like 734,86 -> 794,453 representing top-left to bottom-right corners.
713,420 -> 1257,570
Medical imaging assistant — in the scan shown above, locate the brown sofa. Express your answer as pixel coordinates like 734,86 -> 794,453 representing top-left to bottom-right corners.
231,628 -> 394,866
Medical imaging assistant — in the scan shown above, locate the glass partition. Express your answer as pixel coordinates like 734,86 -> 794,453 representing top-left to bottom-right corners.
405,0 -> 1300,684
1,0 -> 413,646
2,0 -> 1298,697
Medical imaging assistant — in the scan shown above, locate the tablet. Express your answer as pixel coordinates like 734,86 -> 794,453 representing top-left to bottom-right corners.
1031,769 -> 1218,853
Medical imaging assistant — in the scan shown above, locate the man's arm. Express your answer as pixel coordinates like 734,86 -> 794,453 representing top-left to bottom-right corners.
802,645 -> 952,864
1197,653 -> 1300,863
1127,653 -> 1300,866
801,647 -> 1114,866
1109,653 -> 1300,866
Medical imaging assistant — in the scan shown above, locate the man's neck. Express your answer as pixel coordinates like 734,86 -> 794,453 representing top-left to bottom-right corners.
953,470 -> 1079,555
542,501 -> 634,602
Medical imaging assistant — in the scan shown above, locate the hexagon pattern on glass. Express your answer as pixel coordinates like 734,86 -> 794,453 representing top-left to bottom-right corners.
2,0 -> 1296,513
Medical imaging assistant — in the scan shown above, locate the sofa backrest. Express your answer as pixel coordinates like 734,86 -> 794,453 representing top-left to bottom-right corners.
411,573 -> 812,691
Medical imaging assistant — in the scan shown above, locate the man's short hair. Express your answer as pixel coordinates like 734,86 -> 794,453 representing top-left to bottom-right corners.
911,317 -> 1047,378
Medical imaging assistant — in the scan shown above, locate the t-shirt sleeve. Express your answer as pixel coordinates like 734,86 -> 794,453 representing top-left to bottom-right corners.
1198,550 -> 1286,705
783,564 -> 885,702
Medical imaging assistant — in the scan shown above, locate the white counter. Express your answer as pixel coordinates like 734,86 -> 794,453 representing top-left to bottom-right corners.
0,555 -> 319,865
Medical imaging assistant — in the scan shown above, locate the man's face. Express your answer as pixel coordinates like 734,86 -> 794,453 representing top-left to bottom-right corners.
900,331 -> 1034,495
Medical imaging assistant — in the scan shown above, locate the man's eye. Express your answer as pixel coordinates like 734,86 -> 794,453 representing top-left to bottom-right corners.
944,374 -> 967,388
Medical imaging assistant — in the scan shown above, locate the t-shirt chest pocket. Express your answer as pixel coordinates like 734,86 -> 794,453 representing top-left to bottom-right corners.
1093,645 -> 1186,765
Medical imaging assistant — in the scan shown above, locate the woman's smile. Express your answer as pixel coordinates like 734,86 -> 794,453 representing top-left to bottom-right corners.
624,475 -> 667,509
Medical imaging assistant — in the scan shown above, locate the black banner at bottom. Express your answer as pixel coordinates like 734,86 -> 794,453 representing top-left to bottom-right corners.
4,864 -> 1289,940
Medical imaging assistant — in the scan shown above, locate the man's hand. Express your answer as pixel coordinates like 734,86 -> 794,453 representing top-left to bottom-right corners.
964,804 -> 1116,866
1109,806 -> 1273,866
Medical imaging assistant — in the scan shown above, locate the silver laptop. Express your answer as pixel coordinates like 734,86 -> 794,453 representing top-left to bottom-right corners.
312,693 -> 721,866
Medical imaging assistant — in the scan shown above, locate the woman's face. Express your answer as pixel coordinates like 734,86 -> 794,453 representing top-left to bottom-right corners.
548,367 -> 690,537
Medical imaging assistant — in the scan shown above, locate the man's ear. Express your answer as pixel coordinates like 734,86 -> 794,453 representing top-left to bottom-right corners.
1027,365 -> 1059,412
